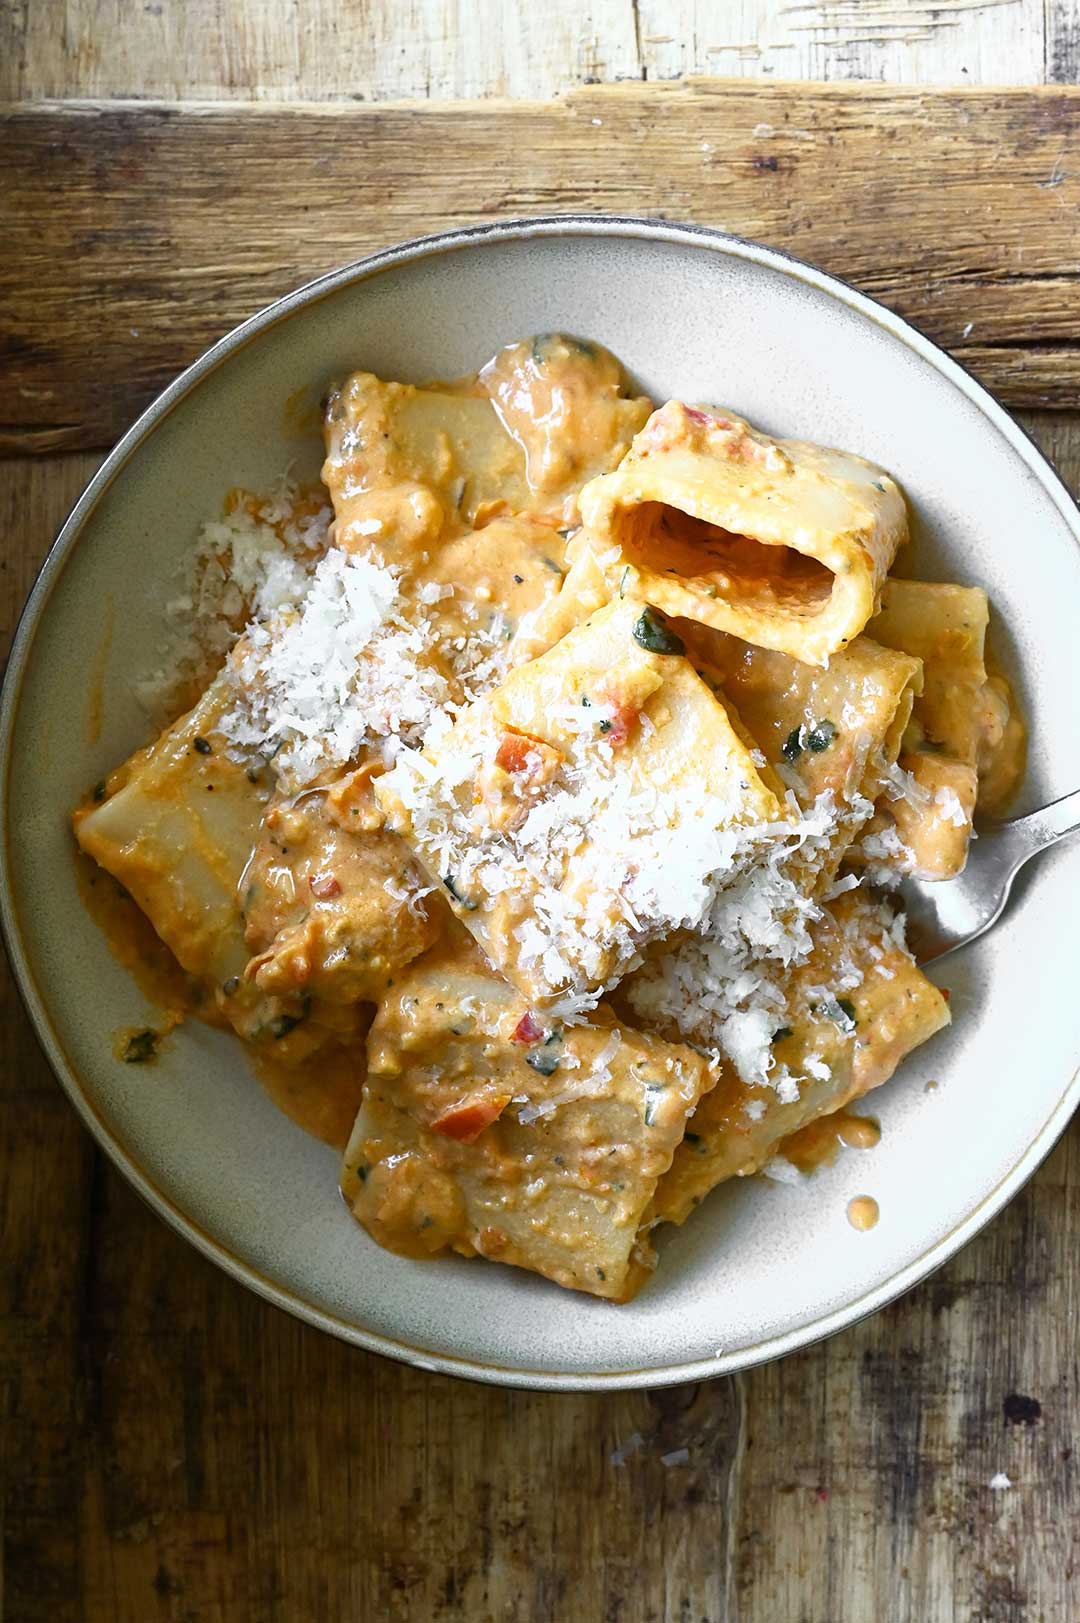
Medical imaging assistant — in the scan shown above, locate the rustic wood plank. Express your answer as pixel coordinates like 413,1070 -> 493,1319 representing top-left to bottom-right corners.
0,0 -> 1050,102
2,415 -> 1078,1618
2,86 -> 1079,454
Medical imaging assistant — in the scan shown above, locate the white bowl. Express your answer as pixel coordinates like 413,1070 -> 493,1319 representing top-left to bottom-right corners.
4,218 -> 1079,1389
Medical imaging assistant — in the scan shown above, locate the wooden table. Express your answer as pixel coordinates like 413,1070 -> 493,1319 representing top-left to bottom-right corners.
3,7 -> 1079,1619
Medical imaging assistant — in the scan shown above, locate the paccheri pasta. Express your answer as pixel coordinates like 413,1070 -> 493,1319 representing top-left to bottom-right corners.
73,334 -> 1026,1301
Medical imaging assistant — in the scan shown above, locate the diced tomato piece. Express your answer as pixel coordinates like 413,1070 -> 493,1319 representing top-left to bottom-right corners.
592,690 -> 640,748
495,731 -> 539,774
604,704 -> 637,747
431,1093 -> 510,1144
310,872 -> 342,899
511,1011 -> 543,1045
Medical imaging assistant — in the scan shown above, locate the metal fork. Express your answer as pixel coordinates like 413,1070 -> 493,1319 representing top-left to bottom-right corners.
897,788 -> 1080,965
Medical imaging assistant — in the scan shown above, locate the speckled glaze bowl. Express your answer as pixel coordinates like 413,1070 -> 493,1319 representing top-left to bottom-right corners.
4,219 -> 1079,1389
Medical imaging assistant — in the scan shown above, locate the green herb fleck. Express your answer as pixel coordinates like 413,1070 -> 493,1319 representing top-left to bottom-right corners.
192,736 -> 213,755
632,607 -> 685,656
443,874 -> 479,911
783,719 -> 836,761
269,1012 -> 303,1040
355,1165 -> 368,1183
804,719 -> 836,753
222,975 -> 240,997
619,565 -> 631,597
836,997 -> 858,1027
598,718 -> 612,734
872,479 -> 888,493
543,556 -> 564,574
513,573 -> 524,584
526,1049 -> 560,1076
772,1025 -> 793,1042
92,779 -> 107,803
122,1028 -> 159,1064
596,1267 -> 606,1280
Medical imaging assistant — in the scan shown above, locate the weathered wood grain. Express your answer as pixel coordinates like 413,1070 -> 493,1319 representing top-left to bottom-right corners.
0,0 -> 1052,101
2,418 -> 1079,1619
2,84 -> 1080,454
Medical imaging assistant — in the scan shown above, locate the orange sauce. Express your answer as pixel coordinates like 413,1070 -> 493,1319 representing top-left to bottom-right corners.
780,1110 -> 881,1174
77,843 -> 365,1149
111,1012 -> 184,1066
75,846 -> 194,1013
248,1040 -> 368,1152
847,1195 -> 880,1231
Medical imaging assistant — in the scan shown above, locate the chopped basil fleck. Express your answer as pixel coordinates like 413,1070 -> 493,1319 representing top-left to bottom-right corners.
804,719 -> 837,753
783,719 -> 836,761
598,718 -> 612,734
192,736 -> 213,755
526,1049 -> 560,1076
122,1028 -> 159,1064
513,573 -> 524,584
92,779 -> 107,803
222,975 -> 240,997
269,1012 -> 303,1040
632,607 -> 685,656
836,997 -> 858,1026
443,874 -> 479,911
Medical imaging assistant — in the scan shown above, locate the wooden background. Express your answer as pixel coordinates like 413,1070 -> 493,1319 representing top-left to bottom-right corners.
3,6 -> 1080,1620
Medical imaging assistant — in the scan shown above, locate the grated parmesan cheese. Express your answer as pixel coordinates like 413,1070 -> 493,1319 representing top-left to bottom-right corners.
221,551 -> 452,790
762,1155 -> 805,1186
933,784 -> 969,828
134,476 -> 332,721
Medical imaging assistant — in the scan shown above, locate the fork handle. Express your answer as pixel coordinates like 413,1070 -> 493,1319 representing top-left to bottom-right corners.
1004,786 -> 1080,858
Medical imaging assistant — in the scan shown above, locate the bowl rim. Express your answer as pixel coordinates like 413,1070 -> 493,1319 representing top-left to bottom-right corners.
3,213 -> 1079,1391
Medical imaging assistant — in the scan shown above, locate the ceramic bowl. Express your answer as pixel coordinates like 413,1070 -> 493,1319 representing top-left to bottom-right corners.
4,218 -> 1079,1389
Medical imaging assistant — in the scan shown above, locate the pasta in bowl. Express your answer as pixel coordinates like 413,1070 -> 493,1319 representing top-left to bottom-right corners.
72,332 -> 1025,1304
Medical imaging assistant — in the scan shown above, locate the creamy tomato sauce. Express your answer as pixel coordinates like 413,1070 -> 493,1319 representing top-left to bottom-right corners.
781,1110 -> 881,1174
73,333 -> 1025,1302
